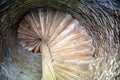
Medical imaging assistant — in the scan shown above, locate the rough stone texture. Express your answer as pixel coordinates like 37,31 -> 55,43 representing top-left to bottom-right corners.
0,0 -> 120,80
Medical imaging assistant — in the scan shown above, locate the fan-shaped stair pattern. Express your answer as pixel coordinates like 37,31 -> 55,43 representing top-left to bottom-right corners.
18,8 -> 95,80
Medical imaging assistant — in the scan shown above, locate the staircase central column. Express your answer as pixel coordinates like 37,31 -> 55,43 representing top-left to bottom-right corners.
41,42 -> 56,80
